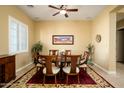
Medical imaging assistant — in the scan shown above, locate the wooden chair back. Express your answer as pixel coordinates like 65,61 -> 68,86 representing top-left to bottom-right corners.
66,55 -> 80,73
49,50 -> 59,67
45,56 -> 53,74
83,51 -> 89,62
41,55 -> 58,75
65,50 -> 71,60
65,50 -> 72,66
49,50 -> 59,55
65,50 -> 71,55
71,55 -> 79,73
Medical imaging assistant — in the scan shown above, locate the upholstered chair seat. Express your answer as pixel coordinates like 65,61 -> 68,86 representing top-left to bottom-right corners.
78,51 -> 89,71
79,64 -> 87,68
36,63 -> 42,67
62,66 -> 79,74
43,67 -> 60,74
36,59 -> 46,72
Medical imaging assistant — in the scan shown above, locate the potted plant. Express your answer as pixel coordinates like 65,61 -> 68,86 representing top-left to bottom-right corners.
87,43 -> 94,65
31,41 -> 43,64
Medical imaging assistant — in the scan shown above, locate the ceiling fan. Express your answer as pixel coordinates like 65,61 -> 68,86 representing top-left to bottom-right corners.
48,5 -> 78,18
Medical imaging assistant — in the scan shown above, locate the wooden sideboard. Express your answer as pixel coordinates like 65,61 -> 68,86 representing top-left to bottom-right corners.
0,55 -> 15,84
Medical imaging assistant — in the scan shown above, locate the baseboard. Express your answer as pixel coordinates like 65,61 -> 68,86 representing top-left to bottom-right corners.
94,63 -> 116,74
16,62 -> 33,73
108,71 -> 116,74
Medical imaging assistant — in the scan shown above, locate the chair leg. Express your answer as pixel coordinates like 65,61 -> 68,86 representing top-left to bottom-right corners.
43,75 -> 45,85
66,75 -> 68,84
55,75 -> 57,84
36,67 -> 39,72
69,62 -> 71,66
55,62 -> 57,66
85,67 -> 87,72
78,74 -> 80,84
84,67 -> 87,72
59,71 -> 60,77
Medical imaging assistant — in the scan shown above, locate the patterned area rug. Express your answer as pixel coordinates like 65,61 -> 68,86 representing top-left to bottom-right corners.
8,67 -> 114,88
27,68 -> 96,84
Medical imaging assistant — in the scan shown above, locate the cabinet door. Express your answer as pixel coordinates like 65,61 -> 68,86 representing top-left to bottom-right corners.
9,56 -> 15,78
5,57 -> 15,82
0,55 -> 15,83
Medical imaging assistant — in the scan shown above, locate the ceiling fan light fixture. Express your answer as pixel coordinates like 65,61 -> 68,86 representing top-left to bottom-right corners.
48,5 -> 78,17
27,5 -> 34,8
60,10 -> 66,14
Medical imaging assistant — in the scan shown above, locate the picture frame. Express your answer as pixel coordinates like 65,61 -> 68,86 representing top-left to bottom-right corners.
52,35 -> 74,45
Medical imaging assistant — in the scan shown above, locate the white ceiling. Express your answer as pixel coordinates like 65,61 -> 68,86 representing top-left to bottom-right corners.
17,5 -> 106,21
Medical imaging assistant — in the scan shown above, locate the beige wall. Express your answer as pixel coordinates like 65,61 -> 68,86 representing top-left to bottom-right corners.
0,6 -> 34,70
34,20 -> 92,54
92,6 -> 117,71
0,5 -> 121,73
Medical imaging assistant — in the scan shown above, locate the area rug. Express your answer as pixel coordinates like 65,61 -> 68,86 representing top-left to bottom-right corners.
8,67 -> 114,88
27,68 -> 96,84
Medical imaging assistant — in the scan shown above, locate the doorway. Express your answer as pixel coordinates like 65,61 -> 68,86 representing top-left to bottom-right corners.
116,12 -> 124,76
116,29 -> 124,64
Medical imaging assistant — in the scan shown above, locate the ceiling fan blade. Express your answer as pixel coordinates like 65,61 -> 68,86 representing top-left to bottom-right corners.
52,11 -> 60,16
48,5 -> 60,10
65,13 -> 69,18
66,9 -> 78,12
60,5 -> 64,9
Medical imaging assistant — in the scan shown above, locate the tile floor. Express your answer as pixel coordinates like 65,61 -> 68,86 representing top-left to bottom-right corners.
90,62 -> 124,88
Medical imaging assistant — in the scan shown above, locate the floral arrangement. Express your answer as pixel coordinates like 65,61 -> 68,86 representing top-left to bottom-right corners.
87,43 -> 94,65
87,43 -> 94,54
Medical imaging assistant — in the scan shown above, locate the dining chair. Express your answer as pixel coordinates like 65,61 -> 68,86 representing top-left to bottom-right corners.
65,50 -> 71,55
43,55 -> 60,85
49,50 -> 59,56
65,50 -> 71,66
78,51 -> 89,71
62,55 -> 80,84
36,56 -> 46,72
49,50 -> 59,66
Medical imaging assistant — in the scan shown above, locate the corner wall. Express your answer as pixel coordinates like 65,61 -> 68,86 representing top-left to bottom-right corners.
92,6 -> 117,72
0,6 -> 35,71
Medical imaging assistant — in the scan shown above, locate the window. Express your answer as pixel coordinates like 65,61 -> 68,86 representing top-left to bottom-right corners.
9,16 -> 28,54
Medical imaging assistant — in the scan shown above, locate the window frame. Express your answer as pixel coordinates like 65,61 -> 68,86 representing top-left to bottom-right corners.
9,16 -> 28,55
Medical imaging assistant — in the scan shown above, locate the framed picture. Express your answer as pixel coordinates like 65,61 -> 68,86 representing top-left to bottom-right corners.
52,35 -> 74,45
